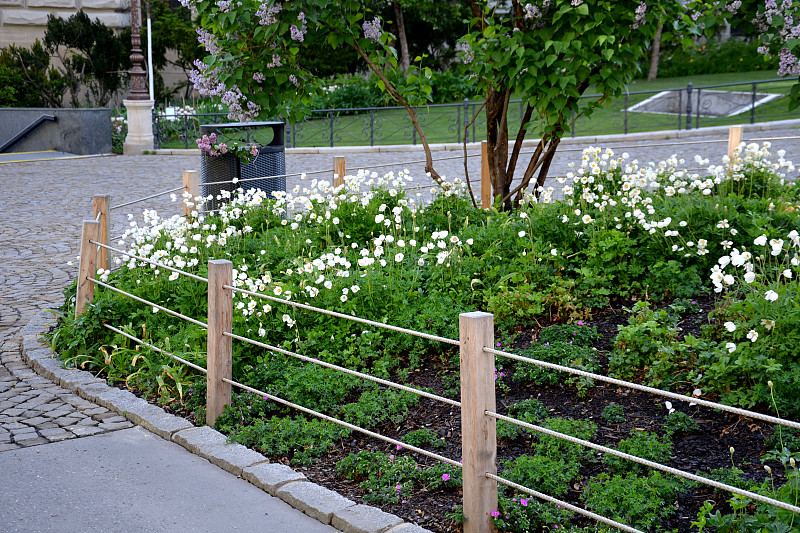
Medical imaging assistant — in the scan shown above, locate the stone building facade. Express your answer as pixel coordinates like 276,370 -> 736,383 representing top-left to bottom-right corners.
0,0 -> 131,49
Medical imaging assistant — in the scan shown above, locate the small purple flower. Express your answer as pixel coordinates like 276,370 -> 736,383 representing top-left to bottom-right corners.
490,510 -> 500,518
520,498 -> 528,506
362,17 -> 382,43
441,473 -> 450,481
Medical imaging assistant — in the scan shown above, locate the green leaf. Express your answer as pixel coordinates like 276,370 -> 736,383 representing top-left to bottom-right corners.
545,54 -> 557,67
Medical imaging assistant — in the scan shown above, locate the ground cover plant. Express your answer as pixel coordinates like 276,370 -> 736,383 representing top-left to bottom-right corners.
47,141 -> 800,531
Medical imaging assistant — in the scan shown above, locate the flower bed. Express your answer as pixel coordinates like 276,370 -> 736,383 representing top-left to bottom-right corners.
47,142 -> 800,532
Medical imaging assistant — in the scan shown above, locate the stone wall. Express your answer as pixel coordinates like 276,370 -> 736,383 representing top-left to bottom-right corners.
0,0 -> 131,49
0,108 -> 112,155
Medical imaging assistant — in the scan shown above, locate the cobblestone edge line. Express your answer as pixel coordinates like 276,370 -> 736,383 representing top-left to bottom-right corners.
21,310 -> 433,533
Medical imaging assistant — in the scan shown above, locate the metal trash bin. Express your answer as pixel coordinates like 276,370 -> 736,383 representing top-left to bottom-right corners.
199,121 -> 285,211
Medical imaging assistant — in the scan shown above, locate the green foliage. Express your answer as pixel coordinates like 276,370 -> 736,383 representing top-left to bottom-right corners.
0,42 -> 67,107
496,398 -> 549,441
535,417 -> 597,463
610,301 -> 679,380
514,342 -> 600,396
43,10 -> 131,106
601,404 -> 626,424
602,431 -> 673,476
583,472 -> 687,531
336,451 -> 461,505
539,323 -> 601,347
503,454 -> 580,498
658,39 -> 779,78
693,469 -> 800,533
663,411 -> 700,436
401,428 -> 446,449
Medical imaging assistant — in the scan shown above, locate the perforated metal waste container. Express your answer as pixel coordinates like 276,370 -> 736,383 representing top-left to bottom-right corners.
199,121 -> 285,211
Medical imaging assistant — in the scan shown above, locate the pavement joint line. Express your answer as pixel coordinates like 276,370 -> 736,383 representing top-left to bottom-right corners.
20,310 -> 432,533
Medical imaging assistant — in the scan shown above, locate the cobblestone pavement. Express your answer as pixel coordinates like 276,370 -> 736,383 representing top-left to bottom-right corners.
0,123 -> 797,455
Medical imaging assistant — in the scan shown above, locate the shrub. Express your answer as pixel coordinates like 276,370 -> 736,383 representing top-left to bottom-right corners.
602,431 -> 673,476
497,398 -> 549,441
583,472 -> 687,531
514,342 -> 600,396
601,404 -> 626,424
535,418 -> 597,463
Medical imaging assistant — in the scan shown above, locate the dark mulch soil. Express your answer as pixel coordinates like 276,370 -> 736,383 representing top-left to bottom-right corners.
127,295 -> 788,532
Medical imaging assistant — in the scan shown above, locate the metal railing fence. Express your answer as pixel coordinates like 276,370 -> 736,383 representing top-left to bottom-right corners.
153,78 -> 798,149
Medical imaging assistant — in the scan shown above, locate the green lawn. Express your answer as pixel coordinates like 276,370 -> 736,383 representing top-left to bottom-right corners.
158,71 -> 798,149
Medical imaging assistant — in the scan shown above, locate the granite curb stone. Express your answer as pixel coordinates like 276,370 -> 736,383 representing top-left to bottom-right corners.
22,307 -> 435,533
276,481 -> 356,525
242,462 -> 307,495
331,505 -> 404,533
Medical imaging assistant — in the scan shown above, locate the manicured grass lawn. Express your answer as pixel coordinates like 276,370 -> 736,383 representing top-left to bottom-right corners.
158,71 -> 799,149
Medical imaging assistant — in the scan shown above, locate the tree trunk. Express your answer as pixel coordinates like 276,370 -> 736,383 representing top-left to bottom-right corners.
647,23 -> 663,81
393,1 -> 410,74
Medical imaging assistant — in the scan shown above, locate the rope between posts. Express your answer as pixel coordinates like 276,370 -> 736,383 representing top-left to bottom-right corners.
87,277 -> 208,329
485,346 -> 800,431
89,241 -> 209,283
486,411 -> 800,515
224,284 -> 460,346
749,135 -> 800,142
102,323 -> 208,374
110,186 -> 184,210
223,331 -> 461,407
220,377 -> 462,468
202,167 -> 333,187
352,152 -> 482,172
487,473 -> 642,533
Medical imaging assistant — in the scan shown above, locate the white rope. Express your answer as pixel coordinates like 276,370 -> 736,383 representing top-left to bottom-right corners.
110,186 -> 184,210
223,331 -> 460,407
487,473 -> 643,533
203,167 -> 332,187
102,323 -> 208,374
748,135 -> 800,142
87,277 -> 208,329
220,377 -> 462,468
486,410 -> 800,515
224,284 -> 460,346
90,241 -> 209,283
485,347 -> 800,431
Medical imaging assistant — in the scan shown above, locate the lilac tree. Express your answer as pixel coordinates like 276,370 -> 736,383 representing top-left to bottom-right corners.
189,1 -> 791,208
754,0 -> 800,110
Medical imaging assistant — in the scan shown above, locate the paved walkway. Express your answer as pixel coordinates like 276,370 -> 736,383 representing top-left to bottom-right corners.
0,121 -> 797,531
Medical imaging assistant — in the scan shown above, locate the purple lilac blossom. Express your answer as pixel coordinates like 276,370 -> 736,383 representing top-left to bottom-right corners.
256,2 -> 282,25
362,17 -> 382,43
196,28 -> 221,55
189,60 -> 226,97
631,2 -> 647,29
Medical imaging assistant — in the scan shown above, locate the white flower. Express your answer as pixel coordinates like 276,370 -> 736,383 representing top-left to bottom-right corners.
754,234 -> 767,246
744,272 -> 756,284
340,295 -> 348,302
417,258 -> 424,266
726,342 -> 736,353
761,319 -> 775,330
747,330 -> 759,342
783,269 -> 793,279
518,230 -> 526,238
375,214 -> 385,223
724,322 -> 736,332
273,286 -> 283,296
764,290 -> 779,302
581,214 -> 594,224
551,249 -> 558,256
665,401 -> 675,414
394,253 -> 404,262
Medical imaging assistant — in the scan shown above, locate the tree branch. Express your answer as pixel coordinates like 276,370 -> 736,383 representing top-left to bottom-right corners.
351,41 -> 444,188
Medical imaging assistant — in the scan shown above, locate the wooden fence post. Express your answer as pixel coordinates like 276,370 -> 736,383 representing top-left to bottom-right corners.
75,220 -> 101,318
460,311 -> 497,533
92,195 -> 111,270
207,259 -> 233,426
182,170 -> 199,217
334,156 -> 346,188
727,125 -> 743,160
481,141 -> 491,210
